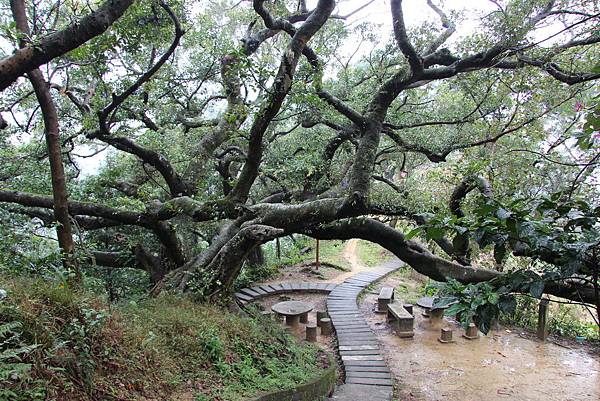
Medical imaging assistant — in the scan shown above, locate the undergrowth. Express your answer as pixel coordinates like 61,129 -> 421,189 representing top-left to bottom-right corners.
0,277 -> 327,401
501,296 -> 599,340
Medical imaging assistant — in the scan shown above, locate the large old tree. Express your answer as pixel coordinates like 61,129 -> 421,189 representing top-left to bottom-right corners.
0,0 -> 598,312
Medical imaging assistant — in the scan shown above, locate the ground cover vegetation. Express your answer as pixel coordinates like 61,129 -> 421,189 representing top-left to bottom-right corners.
0,276 -> 326,400
0,0 -> 599,388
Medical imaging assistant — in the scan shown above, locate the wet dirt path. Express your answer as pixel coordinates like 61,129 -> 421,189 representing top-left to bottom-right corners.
360,276 -> 600,401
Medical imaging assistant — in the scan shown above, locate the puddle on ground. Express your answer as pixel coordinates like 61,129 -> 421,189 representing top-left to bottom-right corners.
361,289 -> 600,401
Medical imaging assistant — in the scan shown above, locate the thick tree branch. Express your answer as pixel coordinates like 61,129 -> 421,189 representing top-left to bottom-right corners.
89,133 -> 189,196
98,1 -> 183,132
0,0 -> 135,91
423,0 -> 456,55
390,0 -> 423,75
302,217 -> 598,303
228,0 -> 335,202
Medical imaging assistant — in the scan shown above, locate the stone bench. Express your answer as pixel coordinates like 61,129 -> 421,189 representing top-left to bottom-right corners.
387,302 -> 414,338
377,286 -> 394,313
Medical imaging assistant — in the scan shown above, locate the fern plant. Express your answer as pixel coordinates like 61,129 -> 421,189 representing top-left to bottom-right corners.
0,320 -> 39,399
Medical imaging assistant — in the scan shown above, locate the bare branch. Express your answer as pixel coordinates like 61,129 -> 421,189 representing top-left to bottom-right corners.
390,0 -> 423,75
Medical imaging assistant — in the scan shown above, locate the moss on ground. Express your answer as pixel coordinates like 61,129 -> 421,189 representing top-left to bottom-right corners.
0,277 -> 327,401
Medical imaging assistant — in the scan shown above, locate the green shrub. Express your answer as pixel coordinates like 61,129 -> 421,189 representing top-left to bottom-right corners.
501,296 -> 599,340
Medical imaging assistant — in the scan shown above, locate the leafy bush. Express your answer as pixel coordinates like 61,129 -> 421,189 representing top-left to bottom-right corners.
501,296 -> 599,340
432,278 -> 516,334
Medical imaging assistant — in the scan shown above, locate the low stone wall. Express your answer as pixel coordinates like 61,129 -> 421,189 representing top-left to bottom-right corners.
250,357 -> 336,401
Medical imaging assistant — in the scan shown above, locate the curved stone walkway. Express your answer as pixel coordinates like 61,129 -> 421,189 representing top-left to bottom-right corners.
327,262 -> 400,401
235,261 -> 401,401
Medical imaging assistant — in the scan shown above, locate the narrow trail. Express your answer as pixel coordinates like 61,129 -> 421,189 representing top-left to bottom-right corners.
330,239 -> 373,284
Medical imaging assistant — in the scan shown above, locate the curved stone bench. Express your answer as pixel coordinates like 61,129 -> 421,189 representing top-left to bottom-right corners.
235,282 -> 338,306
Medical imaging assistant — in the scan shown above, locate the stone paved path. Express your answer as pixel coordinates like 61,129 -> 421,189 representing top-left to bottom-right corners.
235,260 -> 401,401
327,261 -> 401,401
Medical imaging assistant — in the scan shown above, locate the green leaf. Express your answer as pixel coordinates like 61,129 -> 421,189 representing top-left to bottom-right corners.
433,296 -> 457,308
404,227 -> 422,240
426,226 -> 445,241
444,303 -> 466,316
529,280 -> 545,298
498,295 -> 517,315
493,243 -> 507,264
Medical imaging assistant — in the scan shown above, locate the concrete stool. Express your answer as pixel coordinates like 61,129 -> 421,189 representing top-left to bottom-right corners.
306,323 -> 317,342
300,312 -> 309,324
320,318 -> 332,335
438,327 -> 455,343
377,286 -> 394,313
316,310 -> 328,327
463,323 -> 479,340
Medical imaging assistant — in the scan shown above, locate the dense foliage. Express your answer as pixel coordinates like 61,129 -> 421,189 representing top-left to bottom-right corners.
0,0 -> 598,332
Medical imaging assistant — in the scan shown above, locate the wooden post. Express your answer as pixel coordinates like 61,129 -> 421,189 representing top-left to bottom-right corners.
276,237 -> 281,259
315,239 -> 320,270
537,298 -> 550,341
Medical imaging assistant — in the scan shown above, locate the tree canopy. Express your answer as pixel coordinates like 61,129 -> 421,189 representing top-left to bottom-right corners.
0,0 -> 598,325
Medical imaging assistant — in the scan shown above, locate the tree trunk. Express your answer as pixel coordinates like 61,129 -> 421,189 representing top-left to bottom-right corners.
247,245 -> 265,267
10,0 -> 80,284
315,239 -> 320,269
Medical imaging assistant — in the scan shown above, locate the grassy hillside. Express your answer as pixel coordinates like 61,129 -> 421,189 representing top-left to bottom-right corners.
0,277 -> 328,401
356,240 -> 394,267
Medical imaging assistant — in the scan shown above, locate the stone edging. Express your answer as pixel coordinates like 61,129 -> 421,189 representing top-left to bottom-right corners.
235,282 -> 337,306
250,355 -> 336,401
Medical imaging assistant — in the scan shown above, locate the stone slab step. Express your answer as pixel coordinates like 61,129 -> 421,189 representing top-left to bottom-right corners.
345,371 -> 391,379
249,286 -> 268,295
344,365 -> 391,373
346,377 -> 393,386
328,384 -> 391,401
341,355 -> 384,361
239,288 -> 261,298
339,349 -> 382,356
234,292 -> 253,302
339,345 -> 379,351
343,359 -> 387,367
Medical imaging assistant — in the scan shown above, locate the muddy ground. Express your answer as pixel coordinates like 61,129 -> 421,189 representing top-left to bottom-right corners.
258,240 -> 600,401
